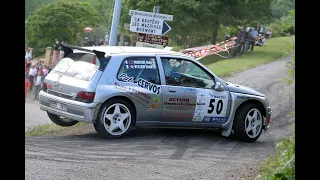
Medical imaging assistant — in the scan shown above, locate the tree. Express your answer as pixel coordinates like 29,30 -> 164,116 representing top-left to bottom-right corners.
26,1 -> 101,55
120,0 -> 273,47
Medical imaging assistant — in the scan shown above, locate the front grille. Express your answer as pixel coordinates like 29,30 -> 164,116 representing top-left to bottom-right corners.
47,89 -> 74,100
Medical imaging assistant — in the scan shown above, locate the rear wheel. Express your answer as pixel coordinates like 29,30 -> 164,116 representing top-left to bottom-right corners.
233,103 -> 263,142
94,98 -> 135,138
47,112 -> 78,127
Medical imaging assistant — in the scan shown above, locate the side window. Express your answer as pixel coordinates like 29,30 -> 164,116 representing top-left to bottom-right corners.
161,58 -> 215,88
117,57 -> 160,85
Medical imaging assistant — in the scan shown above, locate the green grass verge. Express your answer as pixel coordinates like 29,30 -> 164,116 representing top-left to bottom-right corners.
199,36 -> 295,77
25,122 -> 87,136
254,129 -> 295,180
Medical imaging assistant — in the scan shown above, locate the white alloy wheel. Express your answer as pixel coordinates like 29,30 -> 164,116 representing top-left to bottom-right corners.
103,103 -> 131,136
244,108 -> 263,138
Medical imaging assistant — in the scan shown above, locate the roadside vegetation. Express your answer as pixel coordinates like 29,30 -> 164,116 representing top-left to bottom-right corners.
254,40 -> 295,180
200,36 -> 294,77
25,122 -> 88,136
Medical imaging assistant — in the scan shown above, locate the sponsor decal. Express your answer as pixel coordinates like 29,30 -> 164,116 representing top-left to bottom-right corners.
114,82 -> 151,106
180,87 -> 197,93
237,95 -> 249,99
202,116 -> 228,123
149,97 -> 160,112
118,73 -> 161,95
209,93 -> 226,99
124,59 -> 156,69
192,115 -> 202,122
163,97 -> 196,110
162,112 -> 194,121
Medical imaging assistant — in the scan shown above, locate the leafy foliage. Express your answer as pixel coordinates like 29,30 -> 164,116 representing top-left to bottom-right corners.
255,39 -> 295,180
255,132 -> 295,180
120,0 -> 273,46
270,0 -> 295,19
269,10 -> 295,37
26,1 -> 101,56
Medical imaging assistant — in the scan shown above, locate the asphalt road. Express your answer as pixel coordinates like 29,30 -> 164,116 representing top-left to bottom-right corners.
25,55 -> 295,180
25,88 -> 52,132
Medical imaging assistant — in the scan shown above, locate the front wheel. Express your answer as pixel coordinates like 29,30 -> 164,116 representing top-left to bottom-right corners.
47,112 -> 78,127
94,98 -> 135,138
233,104 -> 264,142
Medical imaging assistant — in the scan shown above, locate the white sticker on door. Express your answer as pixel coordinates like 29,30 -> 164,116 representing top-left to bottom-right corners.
192,90 -> 229,123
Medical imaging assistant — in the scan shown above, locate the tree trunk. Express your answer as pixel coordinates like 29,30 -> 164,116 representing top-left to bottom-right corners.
211,21 -> 220,44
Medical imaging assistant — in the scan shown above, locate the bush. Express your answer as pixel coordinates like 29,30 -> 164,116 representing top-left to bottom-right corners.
269,10 -> 295,37
255,131 -> 295,180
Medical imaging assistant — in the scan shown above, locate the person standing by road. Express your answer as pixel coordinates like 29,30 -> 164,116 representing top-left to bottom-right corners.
28,65 -> 37,91
33,70 -> 44,100
43,65 -> 49,78
250,27 -> 259,52
25,75 -> 31,103
260,23 -> 266,36
25,48 -> 32,61
53,39 -> 60,66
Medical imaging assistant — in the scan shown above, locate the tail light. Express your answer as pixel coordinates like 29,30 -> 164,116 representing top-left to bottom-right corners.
75,91 -> 95,103
42,81 -> 47,92
92,56 -> 96,65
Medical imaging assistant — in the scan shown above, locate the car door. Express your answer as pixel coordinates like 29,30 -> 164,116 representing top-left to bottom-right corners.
157,55 -> 231,125
115,56 -> 163,123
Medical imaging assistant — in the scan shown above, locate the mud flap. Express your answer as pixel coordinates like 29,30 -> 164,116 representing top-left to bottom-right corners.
221,119 -> 233,137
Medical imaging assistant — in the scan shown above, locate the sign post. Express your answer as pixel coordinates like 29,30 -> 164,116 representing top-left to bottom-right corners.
129,9 -> 173,48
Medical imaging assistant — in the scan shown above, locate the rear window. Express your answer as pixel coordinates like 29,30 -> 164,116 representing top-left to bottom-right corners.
52,53 -> 99,81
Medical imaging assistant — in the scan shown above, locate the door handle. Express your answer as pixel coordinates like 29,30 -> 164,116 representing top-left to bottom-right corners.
168,90 -> 176,92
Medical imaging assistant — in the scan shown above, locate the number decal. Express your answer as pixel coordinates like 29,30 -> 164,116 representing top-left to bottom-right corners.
207,99 -> 215,114
208,99 -> 224,114
216,100 -> 223,114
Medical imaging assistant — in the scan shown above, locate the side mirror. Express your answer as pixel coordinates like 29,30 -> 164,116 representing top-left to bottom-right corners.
213,82 -> 224,91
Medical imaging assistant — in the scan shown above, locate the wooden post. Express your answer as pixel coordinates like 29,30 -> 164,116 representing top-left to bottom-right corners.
45,47 -> 52,66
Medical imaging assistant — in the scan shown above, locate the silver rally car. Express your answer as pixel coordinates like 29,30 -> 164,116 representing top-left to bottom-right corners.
39,44 -> 271,142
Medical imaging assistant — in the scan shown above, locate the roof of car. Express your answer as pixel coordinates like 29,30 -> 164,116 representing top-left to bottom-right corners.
77,45 -> 191,58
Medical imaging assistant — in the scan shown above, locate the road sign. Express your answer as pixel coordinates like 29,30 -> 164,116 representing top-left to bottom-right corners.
136,41 -> 165,49
130,15 -> 171,35
129,10 -> 173,21
137,33 -> 169,46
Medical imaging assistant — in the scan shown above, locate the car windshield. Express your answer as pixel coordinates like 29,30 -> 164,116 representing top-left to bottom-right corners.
52,53 -> 99,81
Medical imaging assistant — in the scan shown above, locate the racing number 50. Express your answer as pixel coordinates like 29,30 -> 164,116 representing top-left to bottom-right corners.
207,99 -> 223,114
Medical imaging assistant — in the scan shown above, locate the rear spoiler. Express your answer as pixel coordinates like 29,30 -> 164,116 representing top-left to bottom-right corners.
59,43 -> 110,71
59,43 -> 106,58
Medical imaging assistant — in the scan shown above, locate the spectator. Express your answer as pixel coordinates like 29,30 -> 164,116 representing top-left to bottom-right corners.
239,26 -> 247,54
260,23 -> 266,36
233,29 -> 242,57
33,70 -> 44,100
266,30 -> 272,38
53,39 -> 60,66
59,41 -> 65,60
250,27 -> 259,51
257,24 -> 261,34
28,65 -> 37,91
244,28 -> 251,53
43,65 -> 49,77
25,49 -> 32,61
25,75 -> 31,103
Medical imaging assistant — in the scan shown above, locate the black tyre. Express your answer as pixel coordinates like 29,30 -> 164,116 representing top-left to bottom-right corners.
232,103 -> 264,142
47,112 -> 78,127
94,98 -> 135,138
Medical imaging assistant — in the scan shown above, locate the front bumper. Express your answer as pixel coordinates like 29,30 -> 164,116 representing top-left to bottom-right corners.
39,91 -> 101,123
264,106 -> 272,130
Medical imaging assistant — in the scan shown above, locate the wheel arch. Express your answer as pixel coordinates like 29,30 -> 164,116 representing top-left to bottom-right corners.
235,99 -> 266,118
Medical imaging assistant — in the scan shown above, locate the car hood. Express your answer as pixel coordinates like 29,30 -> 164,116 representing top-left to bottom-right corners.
226,82 -> 265,97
